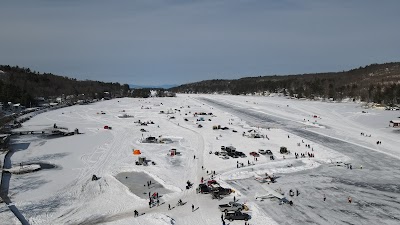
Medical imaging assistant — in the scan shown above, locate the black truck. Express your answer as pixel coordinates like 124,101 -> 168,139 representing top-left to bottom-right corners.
224,211 -> 251,221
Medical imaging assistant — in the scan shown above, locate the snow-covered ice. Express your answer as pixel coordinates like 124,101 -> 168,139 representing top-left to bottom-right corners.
1,94 -> 400,225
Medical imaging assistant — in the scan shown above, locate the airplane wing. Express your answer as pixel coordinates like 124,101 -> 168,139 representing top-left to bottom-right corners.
255,185 -> 285,200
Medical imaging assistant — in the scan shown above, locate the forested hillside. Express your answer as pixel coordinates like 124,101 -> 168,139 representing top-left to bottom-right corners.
0,65 -> 130,107
171,62 -> 400,104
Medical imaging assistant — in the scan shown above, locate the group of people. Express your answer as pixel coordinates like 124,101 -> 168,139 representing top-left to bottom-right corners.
360,132 -> 382,145
289,189 -> 300,197
148,192 -> 160,208
295,152 -> 315,159
360,132 -> 371,137
237,162 -> 245,168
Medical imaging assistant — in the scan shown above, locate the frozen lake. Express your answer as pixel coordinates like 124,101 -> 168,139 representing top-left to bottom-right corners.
2,95 -> 400,225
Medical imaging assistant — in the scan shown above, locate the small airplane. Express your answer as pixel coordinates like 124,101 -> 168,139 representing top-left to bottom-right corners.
255,185 -> 286,202
254,174 -> 275,183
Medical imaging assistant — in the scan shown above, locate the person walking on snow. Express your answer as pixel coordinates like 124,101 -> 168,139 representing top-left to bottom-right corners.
348,196 -> 352,203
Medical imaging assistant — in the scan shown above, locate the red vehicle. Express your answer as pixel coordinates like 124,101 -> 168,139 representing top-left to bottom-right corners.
250,152 -> 260,157
207,180 -> 219,186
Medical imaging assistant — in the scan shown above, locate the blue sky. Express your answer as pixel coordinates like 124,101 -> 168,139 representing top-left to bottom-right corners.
1,0 -> 399,86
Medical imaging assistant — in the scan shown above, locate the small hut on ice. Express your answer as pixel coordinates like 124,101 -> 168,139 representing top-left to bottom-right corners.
143,136 -> 158,143
390,120 -> 400,128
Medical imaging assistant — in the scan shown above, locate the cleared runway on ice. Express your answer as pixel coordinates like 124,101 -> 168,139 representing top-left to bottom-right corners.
199,97 -> 400,225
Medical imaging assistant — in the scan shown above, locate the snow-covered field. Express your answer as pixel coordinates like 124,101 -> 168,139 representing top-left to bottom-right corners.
1,94 -> 400,225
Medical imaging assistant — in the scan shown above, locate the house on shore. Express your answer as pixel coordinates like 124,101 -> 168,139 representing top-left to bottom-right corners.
0,134 -> 11,151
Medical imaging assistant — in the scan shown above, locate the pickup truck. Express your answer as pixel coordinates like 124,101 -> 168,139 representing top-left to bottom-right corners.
219,202 -> 244,212
224,211 -> 251,221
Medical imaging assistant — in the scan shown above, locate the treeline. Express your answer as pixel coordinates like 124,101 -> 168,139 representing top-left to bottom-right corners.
0,65 -> 130,107
170,62 -> 400,104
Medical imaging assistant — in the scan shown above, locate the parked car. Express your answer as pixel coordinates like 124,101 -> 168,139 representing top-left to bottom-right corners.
198,184 -> 210,194
225,146 -> 236,153
249,152 -> 260,157
235,151 -> 246,158
219,202 -> 244,212
214,187 -> 232,195
220,152 -> 227,156
258,149 -> 267,154
280,146 -> 288,154
228,152 -> 238,158
224,211 -> 251,221
207,180 -> 219,187
219,155 -> 229,160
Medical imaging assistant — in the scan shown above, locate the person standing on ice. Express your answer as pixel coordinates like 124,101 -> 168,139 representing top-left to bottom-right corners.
323,194 -> 326,201
168,204 -> 171,210
192,204 -> 195,212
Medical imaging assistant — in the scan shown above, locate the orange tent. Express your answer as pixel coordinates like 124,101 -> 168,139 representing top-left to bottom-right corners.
133,149 -> 141,155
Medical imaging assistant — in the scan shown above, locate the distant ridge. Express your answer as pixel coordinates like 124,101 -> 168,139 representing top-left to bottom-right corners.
0,65 -> 131,107
170,62 -> 400,104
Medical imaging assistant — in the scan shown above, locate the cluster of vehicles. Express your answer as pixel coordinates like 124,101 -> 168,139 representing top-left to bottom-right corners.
216,146 -> 246,159
214,145 -> 275,160
197,180 -> 233,199
197,179 -> 252,221
219,202 -> 251,221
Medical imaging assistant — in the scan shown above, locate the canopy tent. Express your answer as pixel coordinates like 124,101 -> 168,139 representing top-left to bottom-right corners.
133,149 -> 141,155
